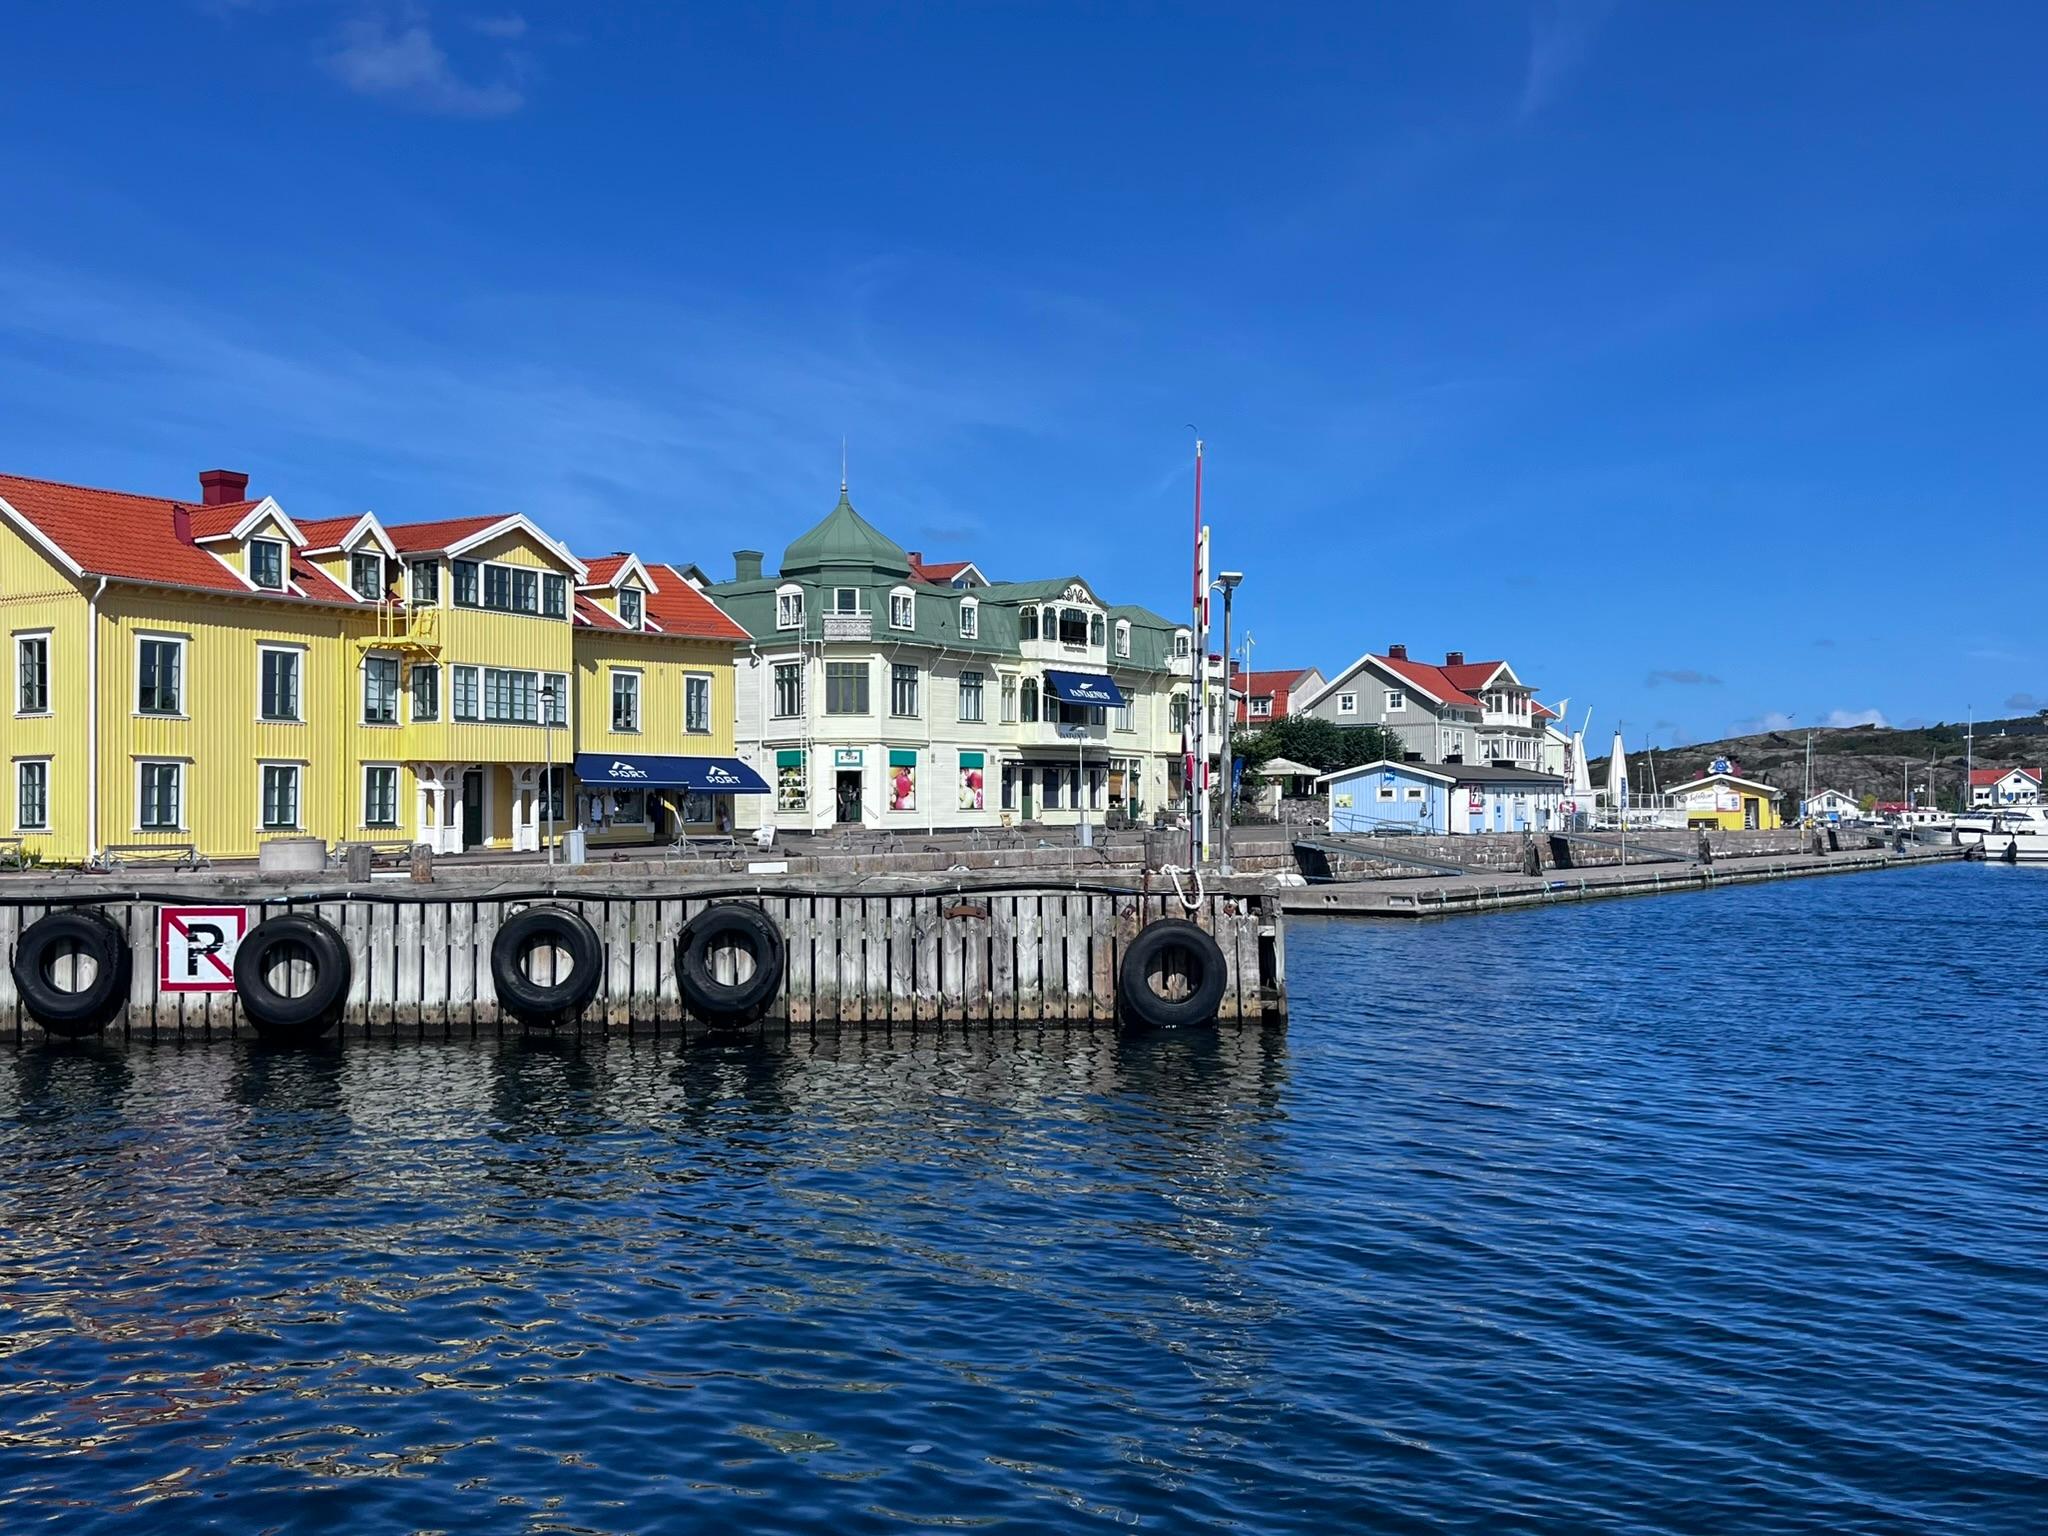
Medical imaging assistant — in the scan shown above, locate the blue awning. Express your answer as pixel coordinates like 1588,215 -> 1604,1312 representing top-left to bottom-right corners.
1043,670 -> 1126,707
572,754 -> 770,793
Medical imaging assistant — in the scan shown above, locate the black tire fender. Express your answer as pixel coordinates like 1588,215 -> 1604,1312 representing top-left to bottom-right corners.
234,913 -> 351,1041
676,902 -> 785,1023
1117,918 -> 1228,1029
11,909 -> 131,1038
491,904 -> 603,1028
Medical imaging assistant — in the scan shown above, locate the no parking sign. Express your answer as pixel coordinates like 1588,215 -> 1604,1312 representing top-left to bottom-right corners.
159,906 -> 249,992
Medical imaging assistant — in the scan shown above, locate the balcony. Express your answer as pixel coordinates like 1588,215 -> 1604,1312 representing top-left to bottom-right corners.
821,611 -> 872,642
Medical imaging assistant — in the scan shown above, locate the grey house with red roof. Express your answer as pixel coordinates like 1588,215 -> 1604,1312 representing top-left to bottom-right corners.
1296,644 -> 1550,769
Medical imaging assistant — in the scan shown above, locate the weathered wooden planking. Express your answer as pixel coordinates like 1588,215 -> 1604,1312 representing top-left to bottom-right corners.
888,897 -> 915,1026
1014,894 -> 1041,1022
989,893 -> 1016,1021
785,894 -> 813,1025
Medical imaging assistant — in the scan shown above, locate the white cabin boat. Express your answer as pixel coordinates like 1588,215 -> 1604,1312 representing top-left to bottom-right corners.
1954,806 -> 2048,863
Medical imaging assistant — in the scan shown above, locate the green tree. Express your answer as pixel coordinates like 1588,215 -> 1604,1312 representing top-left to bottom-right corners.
1234,716 -> 1402,774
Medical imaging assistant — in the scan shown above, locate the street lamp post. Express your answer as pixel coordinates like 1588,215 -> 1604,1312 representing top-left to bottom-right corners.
1214,572 -> 1243,874
540,682 -> 558,866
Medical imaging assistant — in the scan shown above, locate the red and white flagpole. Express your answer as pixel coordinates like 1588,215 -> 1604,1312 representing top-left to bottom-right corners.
1190,434 -> 1205,870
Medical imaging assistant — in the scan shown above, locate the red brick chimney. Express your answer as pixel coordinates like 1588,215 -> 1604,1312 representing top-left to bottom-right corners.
1445,649 -> 1464,667
199,469 -> 249,506
1388,643 -> 1408,661
907,550 -> 923,565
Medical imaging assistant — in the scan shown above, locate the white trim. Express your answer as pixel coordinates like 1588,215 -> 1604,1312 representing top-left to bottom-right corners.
360,648 -> 403,726
0,493 -> 86,576
888,585 -> 917,632
361,761 -> 404,830
682,670 -> 714,734
429,514 -> 590,579
12,628 -> 52,717
135,757 -> 189,832
609,666 -> 644,733
329,511 -> 398,559
256,640 -> 307,723
133,631 -> 190,718
13,756 -> 52,834
958,595 -> 978,639
576,552 -> 658,594
191,496 -> 307,548
255,759 -> 306,832
775,583 -> 805,630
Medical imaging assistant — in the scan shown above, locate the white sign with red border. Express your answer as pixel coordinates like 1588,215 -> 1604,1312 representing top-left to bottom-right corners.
159,906 -> 249,993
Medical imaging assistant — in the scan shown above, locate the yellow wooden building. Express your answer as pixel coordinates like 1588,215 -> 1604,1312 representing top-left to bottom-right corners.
0,467 -> 756,866
1665,771 -> 1785,831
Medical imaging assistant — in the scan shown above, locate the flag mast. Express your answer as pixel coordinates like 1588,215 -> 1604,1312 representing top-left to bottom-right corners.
1189,432 -> 1206,871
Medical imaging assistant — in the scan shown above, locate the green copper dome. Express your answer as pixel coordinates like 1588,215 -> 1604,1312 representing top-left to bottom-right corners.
779,490 -> 911,577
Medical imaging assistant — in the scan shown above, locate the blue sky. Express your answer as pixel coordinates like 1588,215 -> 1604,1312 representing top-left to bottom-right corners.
4,3 -> 2045,746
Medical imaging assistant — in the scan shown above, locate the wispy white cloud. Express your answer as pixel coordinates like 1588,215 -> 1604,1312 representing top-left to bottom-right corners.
1520,0 -> 1619,119
1822,709 -> 1888,729
325,10 -> 525,117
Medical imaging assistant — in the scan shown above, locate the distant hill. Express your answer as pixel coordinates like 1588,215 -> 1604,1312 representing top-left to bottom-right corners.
1588,713 -> 2048,810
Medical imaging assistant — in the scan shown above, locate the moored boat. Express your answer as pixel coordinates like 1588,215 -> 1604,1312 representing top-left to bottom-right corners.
1953,806 -> 2048,863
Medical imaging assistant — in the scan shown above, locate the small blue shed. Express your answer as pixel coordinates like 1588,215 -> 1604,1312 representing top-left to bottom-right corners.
1317,759 -> 1567,836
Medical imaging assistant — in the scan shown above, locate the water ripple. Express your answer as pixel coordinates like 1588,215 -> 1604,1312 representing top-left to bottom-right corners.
1,864 -> 2044,1532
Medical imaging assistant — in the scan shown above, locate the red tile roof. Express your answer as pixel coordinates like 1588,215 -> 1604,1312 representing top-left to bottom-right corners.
1238,667 -> 1314,696
186,500 -> 268,539
644,563 -> 750,642
573,592 -> 627,630
1970,766 -> 2040,786
1532,699 -> 1558,722
0,472 -> 363,603
909,555 -> 974,584
581,554 -> 630,585
294,514 -> 365,550
384,515 -> 504,553
1379,654 -> 1483,710
1441,660 -> 1511,694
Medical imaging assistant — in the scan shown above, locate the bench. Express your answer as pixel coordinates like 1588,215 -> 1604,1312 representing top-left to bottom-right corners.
92,842 -> 210,872
0,836 -> 25,870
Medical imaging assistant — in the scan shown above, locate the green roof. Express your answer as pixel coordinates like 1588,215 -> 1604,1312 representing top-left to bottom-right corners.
780,491 -> 910,578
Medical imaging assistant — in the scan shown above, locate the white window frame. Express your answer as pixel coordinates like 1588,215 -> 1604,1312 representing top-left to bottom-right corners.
619,587 -> 644,631
361,651 -> 402,726
1337,692 -> 1358,716
776,584 -> 805,630
611,667 -> 643,733
542,672 -> 569,727
683,672 -> 713,734
959,597 -> 978,639
889,587 -> 916,632
1384,689 -> 1406,712
412,661 -> 440,722
833,586 -> 862,615
410,559 -> 441,607
136,758 -> 186,831
249,536 -> 287,591
958,669 -> 985,724
257,642 -> 305,724
14,757 -> 51,832
1115,620 -> 1130,659
135,632 -> 189,718
350,551 -> 386,602
890,662 -> 920,719
1173,629 -> 1191,660
362,763 -> 402,829
14,630 -> 52,717
770,659 -> 803,720
257,760 -> 304,831
452,664 -> 480,721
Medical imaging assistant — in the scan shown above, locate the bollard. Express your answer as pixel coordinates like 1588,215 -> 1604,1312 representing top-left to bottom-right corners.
344,843 -> 372,882
410,843 -> 434,883
1696,830 -> 1714,865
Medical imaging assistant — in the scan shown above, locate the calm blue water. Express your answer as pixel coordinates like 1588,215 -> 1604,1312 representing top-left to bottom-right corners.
3,863 -> 2044,1534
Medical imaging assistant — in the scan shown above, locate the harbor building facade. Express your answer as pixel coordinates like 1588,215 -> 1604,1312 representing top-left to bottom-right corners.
1295,645 -> 1550,768
1318,759 -> 1566,835
0,468 -> 754,865
709,490 -> 1200,833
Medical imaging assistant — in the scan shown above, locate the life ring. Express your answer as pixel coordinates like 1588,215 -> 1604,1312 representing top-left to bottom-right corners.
676,902 -> 785,1023
491,904 -> 603,1028
234,913 -> 351,1041
1117,918 -> 1228,1029
11,909 -> 131,1038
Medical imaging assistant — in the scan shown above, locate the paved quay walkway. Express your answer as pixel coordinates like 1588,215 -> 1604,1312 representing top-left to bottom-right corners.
1276,842 -> 1969,918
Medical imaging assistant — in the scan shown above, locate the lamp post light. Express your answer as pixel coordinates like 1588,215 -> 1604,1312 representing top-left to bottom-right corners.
539,681 -> 559,866
1214,571 -> 1243,874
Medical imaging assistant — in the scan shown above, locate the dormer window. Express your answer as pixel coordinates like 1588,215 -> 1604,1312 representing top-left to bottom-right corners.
351,552 -> 385,601
1020,606 -> 1038,641
410,560 -> 440,606
620,588 -> 644,630
833,587 -> 861,614
776,585 -> 804,630
249,538 -> 284,590
959,597 -> 978,639
1173,630 -> 1192,660
889,588 -> 915,631
1089,613 -> 1105,647
1115,620 -> 1130,659
1058,608 -> 1088,647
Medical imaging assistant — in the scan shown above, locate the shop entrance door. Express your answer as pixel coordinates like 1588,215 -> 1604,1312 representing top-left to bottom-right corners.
835,771 -> 863,824
461,770 -> 485,848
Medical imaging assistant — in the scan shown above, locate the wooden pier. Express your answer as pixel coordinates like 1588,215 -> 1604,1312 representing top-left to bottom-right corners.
0,878 -> 1287,1042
